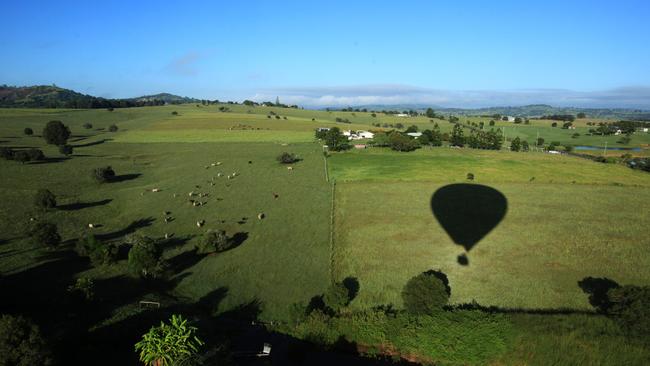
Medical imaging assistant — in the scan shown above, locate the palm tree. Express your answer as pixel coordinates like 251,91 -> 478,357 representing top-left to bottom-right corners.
135,314 -> 204,366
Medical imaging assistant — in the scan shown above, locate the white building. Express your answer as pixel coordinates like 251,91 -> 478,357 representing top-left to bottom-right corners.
407,132 -> 423,138
357,131 -> 375,139
506,116 -> 516,122
396,113 -> 409,117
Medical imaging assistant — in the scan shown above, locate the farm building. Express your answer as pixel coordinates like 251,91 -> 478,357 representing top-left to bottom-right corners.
396,113 -> 409,117
407,132 -> 423,138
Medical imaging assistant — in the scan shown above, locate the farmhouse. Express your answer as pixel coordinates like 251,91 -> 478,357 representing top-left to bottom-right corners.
396,113 -> 409,117
317,127 -> 330,132
407,132 -> 423,138
344,130 -> 375,140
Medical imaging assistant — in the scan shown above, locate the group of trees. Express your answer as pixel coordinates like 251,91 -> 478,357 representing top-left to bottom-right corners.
315,127 -> 350,151
465,129 -> 504,150
0,147 -> 45,164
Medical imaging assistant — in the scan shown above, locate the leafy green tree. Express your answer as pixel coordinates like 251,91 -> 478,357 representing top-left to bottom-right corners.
324,127 -> 349,151
0,147 -> 14,160
197,229 -> 231,254
0,315 -> 52,366
34,189 -> 56,210
29,222 -> 61,249
127,235 -> 165,279
108,124 -> 119,132
510,137 -> 521,152
83,122 -> 93,129
395,123 -> 404,129
23,127 -> 33,136
26,149 -> 45,161
135,314 -> 204,366
75,234 -> 118,266
430,123 -> 443,146
522,140 -> 530,152
13,150 -> 31,164
324,282 -> 351,312
67,277 -> 95,302
402,271 -> 450,315
93,166 -> 116,183
577,112 -> 586,118
58,144 -> 73,156
42,120 -> 70,145
489,120 -> 495,126
607,285 -> 650,335
425,108 -> 436,118
536,137 -> 545,146
450,124 -> 465,147
389,133 -> 419,152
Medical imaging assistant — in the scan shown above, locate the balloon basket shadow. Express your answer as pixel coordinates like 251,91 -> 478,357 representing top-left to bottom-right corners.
457,253 -> 469,266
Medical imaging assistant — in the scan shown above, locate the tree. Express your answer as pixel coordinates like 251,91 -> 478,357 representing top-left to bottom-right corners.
395,123 -> 404,129
23,127 -> 33,136
277,152 -> 299,164
108,124 -> 119,132
323,282 -> 351,312
13,150 -> 31,164
577,112 -> 586,118
135,314 -> 204,366
450,124 -> 464,147
404,125 -> 419,133
551,122 -> 557,127
197,229 -> 230,254
28,222 -> 61,249
324,127 -> 349,151
607,285 -> 650,335
0,147 -> 14,160
83,122 -> 93,129
93,166 -> 116,183
425,108 -> 436,118
514,117 -> 522,124
127,235 -> 165,279
510,137 -> 521,152
75,234 -> 118,266
522,140 -> 530,152
536,137 -> 545,146
27,149 -> 45,161
0,315 -> 52,366
34,189 -> 56,210
402,271 -> 450,315
58,144 -> 73,156
42,120 -> 70,145
389,133 -> 419,152
564,145 -> 574,152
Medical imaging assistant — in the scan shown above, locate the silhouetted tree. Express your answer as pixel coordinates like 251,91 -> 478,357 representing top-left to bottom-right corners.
42,120 -> 70,145
23,127 -> 33,136
450,124 -> 465,147
402,271 -> 450,315
34,189 -> 56,210
83,122 -> 93,129
324,282 -> 351,312
58,144 -> 73,156
510,137 -> 521,152
108,124 -> 118,132
28,222 -> 61,249
277,152 -> 299,164
92,166 -> 116,183
127,235 -> 165,279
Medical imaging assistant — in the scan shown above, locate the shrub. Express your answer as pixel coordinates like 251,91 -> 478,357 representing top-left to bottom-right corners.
389,133 -> 419,152
466,173 -> 475,181
127,235 -> 165,278
171,111 -> 178,115
607,285 -> 650,335
0,147 -> 14,160
402,270 -> 450,315
13,150 -> 31,164
324,282 -> 351,312
108,124 -> 118,132
23,127 -> 33,136
26,149 -> 45,161
277,152 -> 299,164
83,122 -> 93,129
58,144 -> 73,156
0,315 -> 52,366
92,166 -> 116,183
34,189 -> 56,210
42,120 -> 70,145
75,235 -> 118,266
28,222 -> 61,249
197,229 -> 230,254
67,277 -> 95,301
135,314 -> 204,366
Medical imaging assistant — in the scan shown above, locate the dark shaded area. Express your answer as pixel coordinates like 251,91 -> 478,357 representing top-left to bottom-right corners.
578,276 -> 620,313
431,184 -> 507,264
342,277 -> 360,302
29,157 -> 71,165
229,232 -> 249,250
160,235 -> 193,251
72,138 -> 112,148
95,217 -> 155,241
168,249 -> 206,273
57,199 -> 112,211
110,173 -> 141,182
457,253 -> 469,265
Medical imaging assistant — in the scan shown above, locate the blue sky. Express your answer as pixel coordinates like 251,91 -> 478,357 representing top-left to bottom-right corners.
1,0 -> 649,108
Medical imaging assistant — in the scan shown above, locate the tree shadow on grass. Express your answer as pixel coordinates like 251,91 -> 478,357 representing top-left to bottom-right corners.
58,199 -> 112,211
168,248 -> 207,273
29,157 -> 71,165
431,184 -> 507,265
578,276 -> 620,313
342,277 -> 360,302
95,217 -> 155,241
111,173 -> 141,183
72,138 -> 113,148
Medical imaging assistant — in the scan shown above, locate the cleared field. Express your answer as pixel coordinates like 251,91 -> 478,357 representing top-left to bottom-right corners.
330,148 -> 650,310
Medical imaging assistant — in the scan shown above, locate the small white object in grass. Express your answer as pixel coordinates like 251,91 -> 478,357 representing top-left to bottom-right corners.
164,233 -> 170,239
88,223 -> 96,229
257,213 -> 265,220
29,217 -> 36,221
151,188 -> 160,192
196,220 -> 205,227
216,162 -> 222,165
287,166 -> 293,170
217,173 -> 222,177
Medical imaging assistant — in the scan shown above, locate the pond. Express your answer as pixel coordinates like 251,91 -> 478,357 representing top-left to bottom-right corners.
575,145 -> 641,151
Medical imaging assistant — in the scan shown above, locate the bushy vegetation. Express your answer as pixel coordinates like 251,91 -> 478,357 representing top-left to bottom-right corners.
135,314 -> 204,366
323,282 -> 352,312
58,144 -> 73,156
277,152 -> 299,164
42,120 -> 70,145
127,235 -> 165,279
108,124 -> 118,132
23,127 -> 33,136
0,315 -> 52,366
196,229 -> 231,254
75,234 -> 118,266
92,166 -> 116,183
28,222 -> 61,249
33,189 -> 56,210
401,271 -> 450,315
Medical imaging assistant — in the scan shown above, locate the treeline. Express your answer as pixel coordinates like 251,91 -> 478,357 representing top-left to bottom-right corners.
539,114 -> 576,122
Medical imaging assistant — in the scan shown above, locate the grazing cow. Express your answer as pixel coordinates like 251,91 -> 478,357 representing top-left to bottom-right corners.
257,213 -> 265,220
287,166 -> 293,171
88,223 -> 96,229
152,188 -> 161,192
196,220 -> 205,227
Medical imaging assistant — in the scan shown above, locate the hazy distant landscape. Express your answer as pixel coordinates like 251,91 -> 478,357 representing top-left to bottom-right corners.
1,1 -> 649,365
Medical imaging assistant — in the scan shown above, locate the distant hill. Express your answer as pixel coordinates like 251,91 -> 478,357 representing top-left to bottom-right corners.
339,103 -> 650,120
0,85 -> 198,108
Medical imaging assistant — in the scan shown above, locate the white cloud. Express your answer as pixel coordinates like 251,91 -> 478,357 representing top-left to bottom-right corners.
250,84 -> 650,109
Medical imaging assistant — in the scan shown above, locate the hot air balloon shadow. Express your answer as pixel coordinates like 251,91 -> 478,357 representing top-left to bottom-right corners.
431,184 -> 507,265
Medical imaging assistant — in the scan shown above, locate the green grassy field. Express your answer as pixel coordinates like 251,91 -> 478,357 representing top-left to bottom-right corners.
330,148 -> 650,311
1,104 -> 649,364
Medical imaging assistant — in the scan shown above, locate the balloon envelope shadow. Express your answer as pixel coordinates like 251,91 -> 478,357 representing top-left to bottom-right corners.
431,184 -> 507,265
